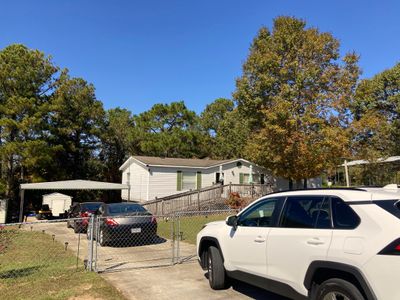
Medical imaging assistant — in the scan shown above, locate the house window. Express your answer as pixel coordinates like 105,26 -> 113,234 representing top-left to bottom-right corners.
252,174 -> 260,183
243,173 -> 250,183
182,172 -> 196,190
240,173 -> 261,184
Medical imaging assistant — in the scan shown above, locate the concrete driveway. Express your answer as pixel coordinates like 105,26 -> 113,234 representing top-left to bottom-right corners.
28,219 -> 287,300
102,261 -> 289,300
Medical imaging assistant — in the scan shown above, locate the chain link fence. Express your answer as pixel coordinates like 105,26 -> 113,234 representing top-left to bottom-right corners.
91,214 -> 176,273
0,218 -> 89,281
1,209 -> 239,278
173,209 -> 237,263
88,209 -> 237,272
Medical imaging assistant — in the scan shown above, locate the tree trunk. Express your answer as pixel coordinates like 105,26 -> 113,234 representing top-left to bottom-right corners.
303,179 -> 308,189
6,154 -> 15,199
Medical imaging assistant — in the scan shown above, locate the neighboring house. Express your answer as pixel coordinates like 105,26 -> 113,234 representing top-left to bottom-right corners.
119,156 -> 320,202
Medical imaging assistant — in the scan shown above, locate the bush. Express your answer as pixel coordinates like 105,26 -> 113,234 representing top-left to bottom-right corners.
225,192 -> 245,209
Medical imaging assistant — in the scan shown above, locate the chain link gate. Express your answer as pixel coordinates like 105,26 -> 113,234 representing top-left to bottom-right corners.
88,214 -> 180,273
84,209 -> 236,273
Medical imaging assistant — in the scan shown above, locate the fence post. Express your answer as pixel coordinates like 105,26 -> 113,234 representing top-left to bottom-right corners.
88,214 -> 95,271
197,190 -> 200,211
162,200 -> 164,215
229,182 -> 232,194
176,213 -> 181,263
251,183 -> 254,198
171,214 -> 175,265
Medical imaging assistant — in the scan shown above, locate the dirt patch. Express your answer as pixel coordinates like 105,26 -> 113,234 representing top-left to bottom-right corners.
79,283 -> 93,291
68,295 -> 103,300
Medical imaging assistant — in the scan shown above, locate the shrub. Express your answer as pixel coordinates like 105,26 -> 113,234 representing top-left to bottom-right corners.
225,192 -> 245,209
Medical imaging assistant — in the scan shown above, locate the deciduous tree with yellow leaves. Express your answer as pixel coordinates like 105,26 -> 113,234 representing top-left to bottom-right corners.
234,17 -> 360,188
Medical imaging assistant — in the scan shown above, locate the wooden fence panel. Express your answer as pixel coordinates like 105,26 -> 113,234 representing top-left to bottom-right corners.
142,183 -> 273,215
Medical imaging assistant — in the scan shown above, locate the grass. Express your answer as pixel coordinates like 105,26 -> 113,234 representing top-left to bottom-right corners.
157,213 -> 232,244
0,228 -> 126,300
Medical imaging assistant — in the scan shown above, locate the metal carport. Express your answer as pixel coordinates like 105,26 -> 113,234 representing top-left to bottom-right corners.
19,180 -> 129,222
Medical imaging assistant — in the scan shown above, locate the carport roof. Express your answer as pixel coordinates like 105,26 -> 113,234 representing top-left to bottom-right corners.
20,180 -> 128,190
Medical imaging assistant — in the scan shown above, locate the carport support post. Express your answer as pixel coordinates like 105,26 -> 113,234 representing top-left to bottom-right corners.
344,159 -> 350,187
19,189 -> 25,222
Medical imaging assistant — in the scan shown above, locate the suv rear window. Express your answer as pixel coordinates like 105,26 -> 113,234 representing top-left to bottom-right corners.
280,196 -> 330,229
374,200 -> 400,219
332,197 -> 360,229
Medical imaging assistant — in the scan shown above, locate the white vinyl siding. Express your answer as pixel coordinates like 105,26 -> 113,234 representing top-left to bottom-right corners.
121,161 -> 149,202
147,167 -> 215,200
120,157 -> 302,202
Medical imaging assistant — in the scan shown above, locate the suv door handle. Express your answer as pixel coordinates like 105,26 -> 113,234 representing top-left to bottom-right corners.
254,236 -> 266,243
307,238 -> 325,245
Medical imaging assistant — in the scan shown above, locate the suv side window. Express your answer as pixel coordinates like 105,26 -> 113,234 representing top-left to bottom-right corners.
280,196 -> 331,229
238,198 -> 282,227
331,197 -> 360,229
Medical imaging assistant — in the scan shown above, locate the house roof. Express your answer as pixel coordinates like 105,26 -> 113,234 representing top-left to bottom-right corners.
119,156 -> 253,171
20,180 -> 129,190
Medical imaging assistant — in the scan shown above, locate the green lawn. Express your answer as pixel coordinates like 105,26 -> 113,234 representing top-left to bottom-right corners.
0,228 -> 126,300
157,213 -> 232,244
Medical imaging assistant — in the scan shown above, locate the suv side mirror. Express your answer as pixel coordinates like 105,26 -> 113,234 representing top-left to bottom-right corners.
226,215 -> 238,230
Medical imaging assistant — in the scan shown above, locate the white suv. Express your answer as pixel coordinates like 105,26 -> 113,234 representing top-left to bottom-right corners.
196,187 -> 400,300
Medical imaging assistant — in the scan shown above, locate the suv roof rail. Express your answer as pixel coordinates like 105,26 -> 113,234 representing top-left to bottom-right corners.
266,187 -> 367,196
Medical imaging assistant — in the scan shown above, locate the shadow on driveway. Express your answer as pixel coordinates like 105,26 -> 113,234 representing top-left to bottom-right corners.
231,279 -> 290,300
204,273 -> 290,300
104,235 -> 167,248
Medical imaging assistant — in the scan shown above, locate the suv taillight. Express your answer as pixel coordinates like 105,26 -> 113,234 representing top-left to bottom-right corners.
378,238 -> 400,255
151,216 -> 157,224
105,218 -> 119,227
80,211 -> 89,217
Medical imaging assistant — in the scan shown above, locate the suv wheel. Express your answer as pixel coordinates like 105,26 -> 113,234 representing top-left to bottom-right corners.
314,278 -> 364,300
207,246 -> 227,290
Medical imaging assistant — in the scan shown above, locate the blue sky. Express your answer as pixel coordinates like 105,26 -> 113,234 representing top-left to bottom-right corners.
1,1 -> 399,114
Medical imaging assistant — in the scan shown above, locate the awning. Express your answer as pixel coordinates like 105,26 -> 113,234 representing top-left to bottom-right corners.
20,180 -> 128,190
340,156 -> 400,167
